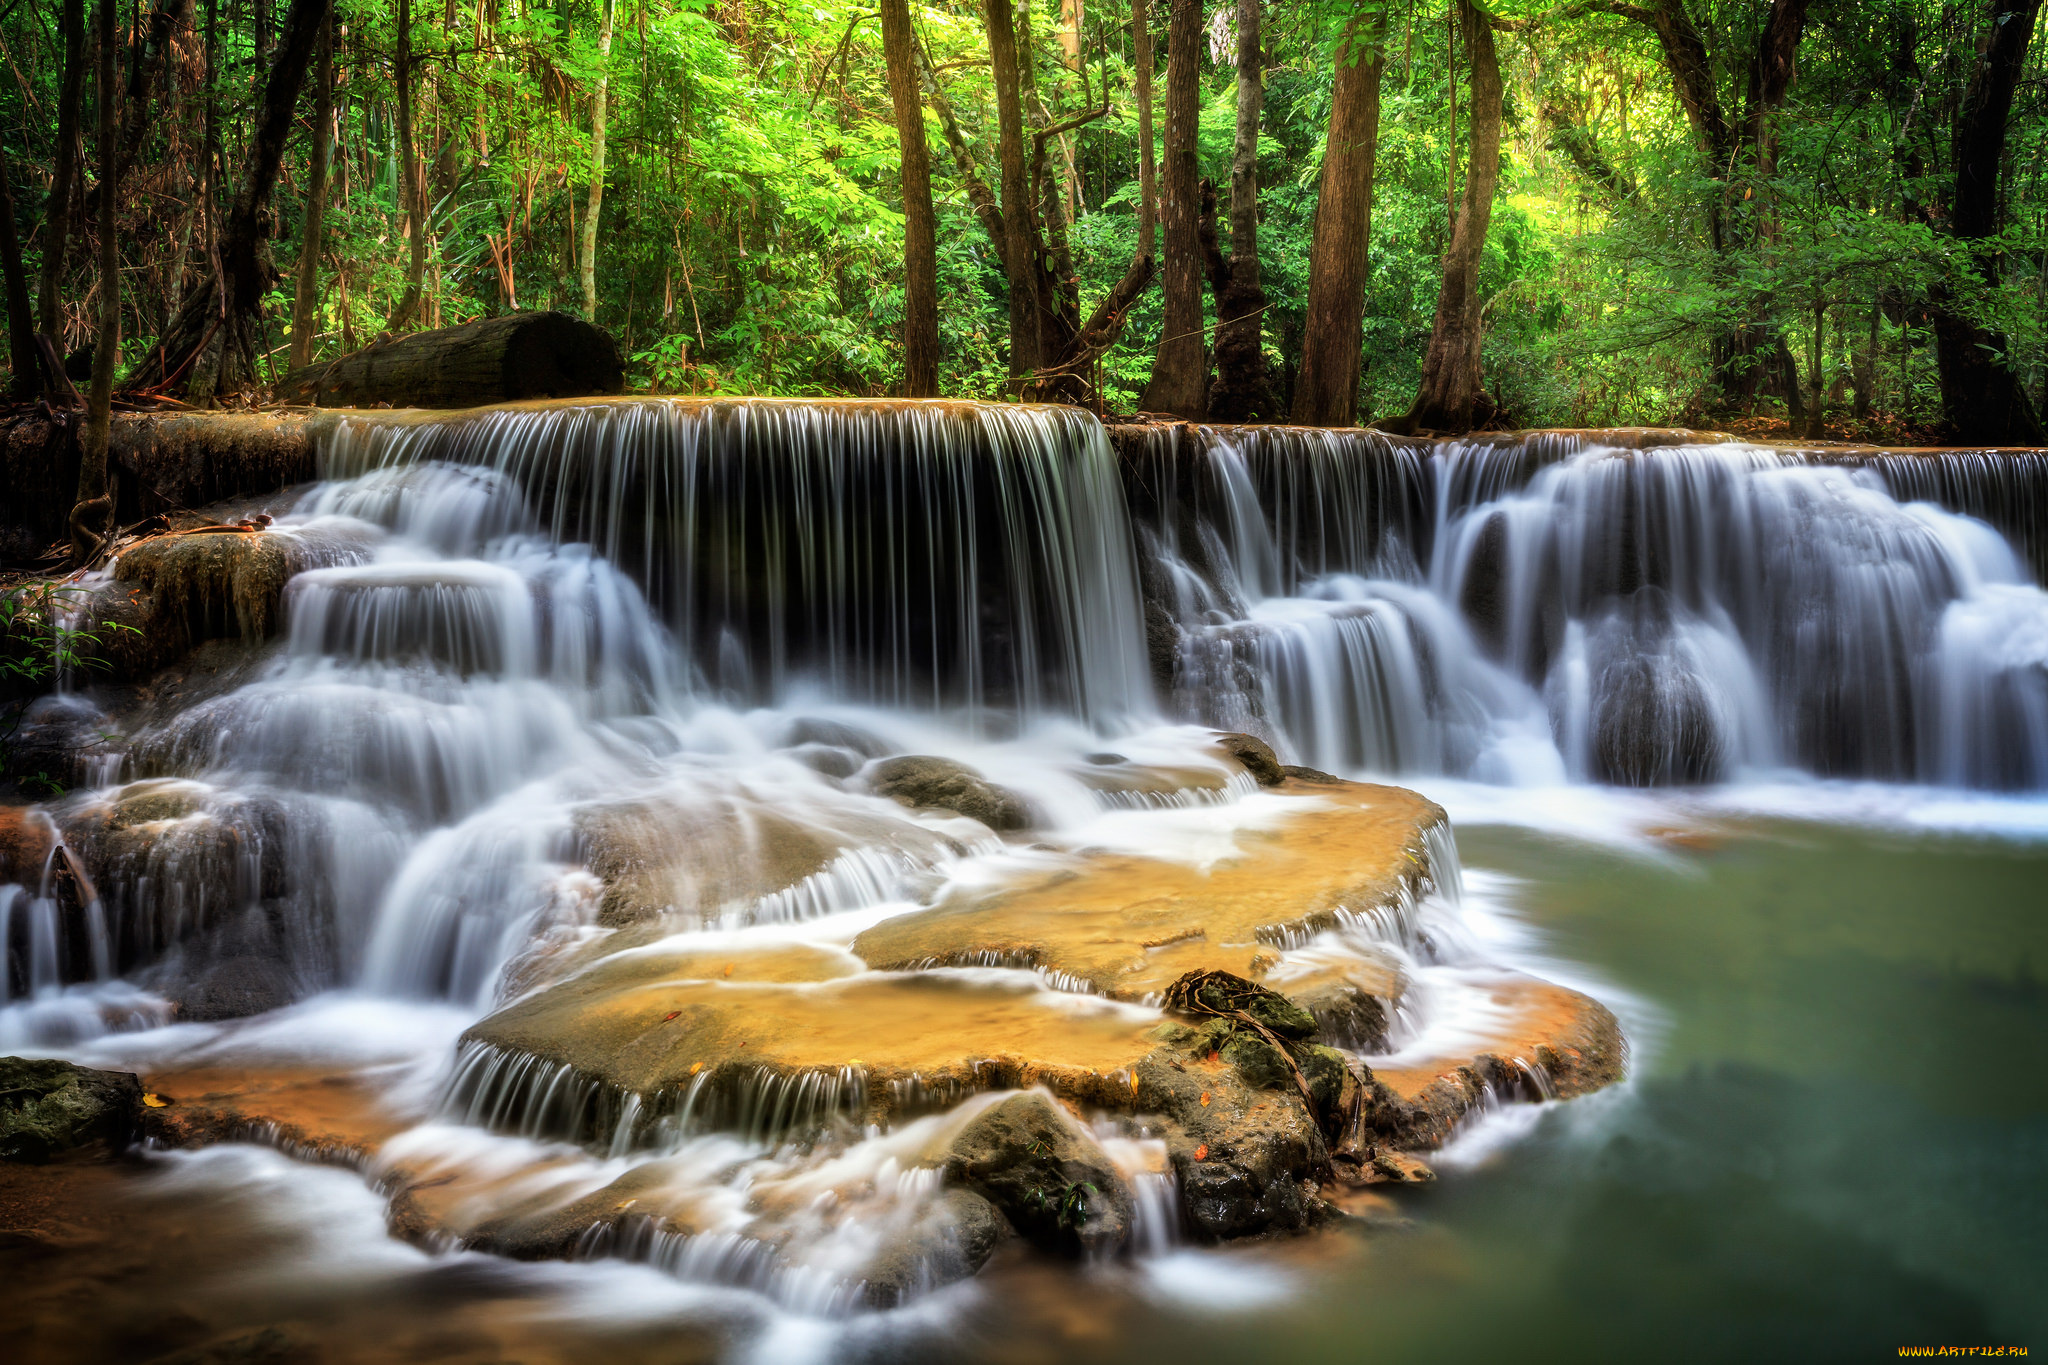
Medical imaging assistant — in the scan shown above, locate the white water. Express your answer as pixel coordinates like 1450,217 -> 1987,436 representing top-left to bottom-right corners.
5,401 -> 2046,1346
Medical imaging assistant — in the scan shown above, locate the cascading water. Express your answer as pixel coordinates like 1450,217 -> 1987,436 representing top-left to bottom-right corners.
1129,425 -> 2048,790
7,399 -> 2047,1349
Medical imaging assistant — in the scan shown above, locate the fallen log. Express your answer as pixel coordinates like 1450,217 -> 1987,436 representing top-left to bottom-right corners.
272,311 -> 625,409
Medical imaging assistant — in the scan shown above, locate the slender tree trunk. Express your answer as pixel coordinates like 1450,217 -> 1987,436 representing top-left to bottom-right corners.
579,0 -> 616,320
115,0 -> 196,187
1139,0 -> 1205,417
136,0 -> 326,400
1391,0 -> 1500,434
0,136 -> 43,397
71,0 -> 120,563
1133,0 -> 1156,260
880,0 -> 939,396
1293,8 -> 1385,426
1207,0 -> 1271,421
39,0 -> 87,347
288,3 -> 333,370
387,0 -> 427,331
986,0 -> 1040,378
1930,0 -> 2045,444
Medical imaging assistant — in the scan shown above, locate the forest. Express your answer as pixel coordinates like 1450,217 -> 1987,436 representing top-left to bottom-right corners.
1,0 -> 2044,449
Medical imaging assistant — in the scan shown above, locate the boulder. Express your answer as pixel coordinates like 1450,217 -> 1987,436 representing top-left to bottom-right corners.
0,1057 -> 144,1162
1211,731 -> 1285,786
866,755 -> 1033,832
942,1091 -> 1130,1257
861,1188 -> 1013,1308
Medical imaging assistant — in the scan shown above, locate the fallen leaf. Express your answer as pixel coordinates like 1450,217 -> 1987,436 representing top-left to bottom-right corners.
1199,1091 -> 1211,1107
722,964 -> 733,977
141,1092 -> 170,1108
663,1011 -> 680,1022
689,1062 -> 704,1075
1194,1144 -> 1209,1161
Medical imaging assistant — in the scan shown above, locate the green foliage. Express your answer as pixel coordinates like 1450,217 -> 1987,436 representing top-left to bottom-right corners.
0,0 -> 2040,428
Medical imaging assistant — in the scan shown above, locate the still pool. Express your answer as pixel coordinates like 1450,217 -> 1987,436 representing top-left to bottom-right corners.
7,814 -> 2044,1364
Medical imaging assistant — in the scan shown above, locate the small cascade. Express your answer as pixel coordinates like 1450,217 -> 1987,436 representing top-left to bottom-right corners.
1133,425 -> 2048,789
321,399 -> 1153,728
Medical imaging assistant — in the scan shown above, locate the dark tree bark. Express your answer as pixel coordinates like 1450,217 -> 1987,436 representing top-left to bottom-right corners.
1133,0 -> 1157,259
878,0 -> 938,395
0,135 -> 44,398
986,0 -> 1040,378
115,0 -> 196,187
387,0 -> 427,331
1207,0 -> 1273,422
70,0 -> 120,564
1930,0 -> 2045,444
1390,0 -> 1500,434
1584,0 -> 1810,416
880,0 -> 939,396
131,0 -> 326,401
39,0 -> 87,347
288,3 -> 334,370
1140,0 -> 1205,417
1292,7 -> 1385,426
273,311 -> 624,408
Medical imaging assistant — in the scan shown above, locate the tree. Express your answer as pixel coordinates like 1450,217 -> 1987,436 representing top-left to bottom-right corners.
580,0 -> 618,321
1389,0 -> 1502,434
1140,0 -> 1205,416
131,0 -> 326,401
38,0 -> 86,357
70,0 -> 119,562
0,133 -> 43,397
1133,0 -> 1158,261
1207,0 -> 1274,421
1292,4 -> 1386,427
288,3 -> 335,370
1929,0 -> 2045,445
880,0 -> 939,396
986,0 -> 1040,377
387,0 -> 428,331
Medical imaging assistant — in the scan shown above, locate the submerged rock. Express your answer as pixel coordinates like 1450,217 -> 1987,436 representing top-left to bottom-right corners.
867,755 -> 1034,831
942,1091 -> 1130,1257
0,1057 -> 144,1163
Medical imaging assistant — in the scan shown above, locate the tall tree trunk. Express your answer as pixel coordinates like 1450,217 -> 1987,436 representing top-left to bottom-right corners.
288,2 -> 333,370
880,0 -> 939,396
1133,0 -> 1156,260
1930,0 -> 2045,444
0,135 -> 43,397
1139,0 -> 1204,417
135,0 -> 326,400
387,0 -> 427,330
71,0 -> 120,564
115,0 -> 196,187
1293,8 -> 1385,426
986,0 -> 1040,378
39,0 -> 87,348
1207,0 -> 1272,421
1391,0 -> 1500,434
579,0 -> 616,320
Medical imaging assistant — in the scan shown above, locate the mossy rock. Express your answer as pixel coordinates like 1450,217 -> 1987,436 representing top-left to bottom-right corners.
0,1056 -> 144,1163
942,1091 -> 1130,1257
867,755 -> 1034,832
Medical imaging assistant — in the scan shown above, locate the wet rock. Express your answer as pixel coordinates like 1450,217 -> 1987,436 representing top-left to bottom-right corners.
1,696 -> 116,796
167,954 -> 302,1023
1130,1031 -> 1331,1241
0,1057 -> 144,1163
867,755 -> 1033,832
1591,653 -> 1726,786
1212,732 -> 1284,786
139,1325 -> 317,1365
1280,763 -> 1345,784
1362,976 -> 1627,1151
855,779 -> 1446,999
942,1091 -> 1130,1257
780,716 -> 891,758
787,742 -> 862,779
862,1188 -> 1013,1308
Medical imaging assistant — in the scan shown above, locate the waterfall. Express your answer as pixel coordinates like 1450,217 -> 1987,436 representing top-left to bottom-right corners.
1128,425 -> 2048,790
319,399 -> 1153,729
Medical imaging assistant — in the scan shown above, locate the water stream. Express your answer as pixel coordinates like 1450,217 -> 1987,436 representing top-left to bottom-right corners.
4,400 -> 2044,1360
